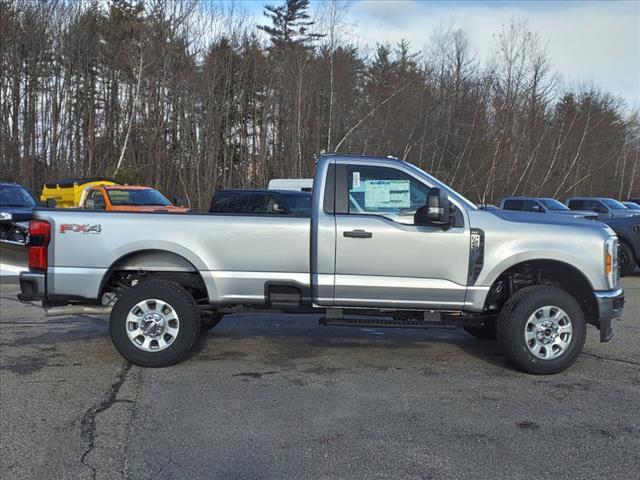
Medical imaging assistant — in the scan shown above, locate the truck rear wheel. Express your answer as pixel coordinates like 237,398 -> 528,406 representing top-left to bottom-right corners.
497,285 -> 586,374
110,280 -> 201,367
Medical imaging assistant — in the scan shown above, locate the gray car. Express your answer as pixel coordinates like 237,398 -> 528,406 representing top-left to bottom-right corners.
566,197 -> 639,219
500,197 -> 597,219
19,154 -> 624,375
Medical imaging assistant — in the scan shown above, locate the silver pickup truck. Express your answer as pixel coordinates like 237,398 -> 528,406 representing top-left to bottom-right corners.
19,154 -> 624,374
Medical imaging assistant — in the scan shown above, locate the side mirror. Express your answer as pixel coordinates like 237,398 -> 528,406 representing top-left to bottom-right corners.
414,188 -> 451,227
85,199 -> 95,209
45,198 -> 57,208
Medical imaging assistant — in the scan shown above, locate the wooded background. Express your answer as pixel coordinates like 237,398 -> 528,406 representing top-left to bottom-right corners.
1,0 -> 638,210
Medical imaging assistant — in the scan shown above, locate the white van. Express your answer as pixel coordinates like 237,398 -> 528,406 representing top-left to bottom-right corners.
267,179 -> 313,192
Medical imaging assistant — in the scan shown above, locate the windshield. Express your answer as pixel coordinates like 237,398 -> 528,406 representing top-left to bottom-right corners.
539,199 -> 570,211
0,185 -> 36,207
623,202 -> 640,211
106,188 -> 172,206
602,199 -> 628,210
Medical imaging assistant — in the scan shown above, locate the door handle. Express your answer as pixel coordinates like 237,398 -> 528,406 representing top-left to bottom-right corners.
343,229 -> 373,239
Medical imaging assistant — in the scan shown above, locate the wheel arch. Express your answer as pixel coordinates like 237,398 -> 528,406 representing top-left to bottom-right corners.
99,249 -> 212,302
484,259 -> 598,326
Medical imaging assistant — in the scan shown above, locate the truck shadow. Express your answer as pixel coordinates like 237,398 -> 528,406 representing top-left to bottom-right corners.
192,313 -> 516,373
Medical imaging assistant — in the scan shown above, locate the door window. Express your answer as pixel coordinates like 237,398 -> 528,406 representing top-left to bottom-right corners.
86,190 -> 106,209
246,193 -> 268,213
523,200 -> 542,212
502,199 -> 524,211
346,165 -> 430,225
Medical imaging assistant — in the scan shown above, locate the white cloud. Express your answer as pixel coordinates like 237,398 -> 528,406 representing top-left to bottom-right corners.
345,1 -> 640,109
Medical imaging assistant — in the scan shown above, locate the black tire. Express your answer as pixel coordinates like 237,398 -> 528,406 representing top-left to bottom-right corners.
110,280 -> 201,367
497,285 -> 586,375
463,318 -> 497,340
201,312 -> 225,333
619,242 -> 636,277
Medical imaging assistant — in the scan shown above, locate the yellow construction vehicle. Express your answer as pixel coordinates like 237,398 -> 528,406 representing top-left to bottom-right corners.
40,178 -> 115,208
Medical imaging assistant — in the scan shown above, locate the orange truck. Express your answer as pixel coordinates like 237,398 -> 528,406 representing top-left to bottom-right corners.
41,179 -> 188,213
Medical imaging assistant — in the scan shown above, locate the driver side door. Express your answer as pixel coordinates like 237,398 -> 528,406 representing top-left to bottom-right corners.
333,163 -> 470,310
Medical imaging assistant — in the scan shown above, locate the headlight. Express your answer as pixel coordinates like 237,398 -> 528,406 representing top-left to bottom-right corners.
604,236 -> 619,288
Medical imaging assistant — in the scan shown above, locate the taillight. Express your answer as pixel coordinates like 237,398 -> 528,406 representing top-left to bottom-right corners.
28,220 -> 50,270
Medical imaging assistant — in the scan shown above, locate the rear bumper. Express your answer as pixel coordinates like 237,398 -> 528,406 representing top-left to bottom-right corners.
594,288 -> 624,342
18,271 -> 46,302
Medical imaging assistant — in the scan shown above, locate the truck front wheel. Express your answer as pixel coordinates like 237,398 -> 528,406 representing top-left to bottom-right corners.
110,280 -> 201,367
619,242 -> 636,276
497,285 -> 586,374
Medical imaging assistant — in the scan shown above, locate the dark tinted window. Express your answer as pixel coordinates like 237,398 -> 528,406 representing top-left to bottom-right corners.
286,194 -> 312,214
567,200 -> 584,210
210,192 -> 249,213
266,193 -> 311,215
246,193 -> 268,213
502,199 -> 524,211
522,200 -> 541,212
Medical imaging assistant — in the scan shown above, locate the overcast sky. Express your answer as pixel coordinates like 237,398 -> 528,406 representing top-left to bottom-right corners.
239,0 -> 640,110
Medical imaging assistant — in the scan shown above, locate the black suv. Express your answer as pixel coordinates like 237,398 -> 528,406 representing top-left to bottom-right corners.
209,190 -> 311,216
603,216 -> 640,276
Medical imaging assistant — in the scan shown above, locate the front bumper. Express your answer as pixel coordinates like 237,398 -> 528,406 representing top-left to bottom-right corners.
18,271 -> 46,302
594,288 -> 624,342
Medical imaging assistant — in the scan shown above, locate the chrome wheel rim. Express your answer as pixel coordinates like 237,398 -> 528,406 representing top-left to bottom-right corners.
126,299 -> 180,352
524,306 -> 572,360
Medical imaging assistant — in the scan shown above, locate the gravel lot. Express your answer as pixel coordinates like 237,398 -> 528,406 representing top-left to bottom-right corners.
1,279 -> 639,480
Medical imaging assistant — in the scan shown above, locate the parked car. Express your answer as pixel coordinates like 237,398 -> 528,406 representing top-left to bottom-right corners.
80,185 -> 188,213
565,197 -> 638,219
627,197 -> 640,206
622,201 -> 640,211
601,216 -> 640,276
500,197 -> 597,219
19,154 -> 623,374
267,178 -> 313,192
210,189 -> 311,215
0,182 -> 38,244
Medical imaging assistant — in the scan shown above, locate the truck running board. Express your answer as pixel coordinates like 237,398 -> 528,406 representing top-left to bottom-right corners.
320,316 -> 439,329
320,310 -> 493,329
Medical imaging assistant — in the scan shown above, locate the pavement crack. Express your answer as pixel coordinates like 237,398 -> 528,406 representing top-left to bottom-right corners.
581,352 -> 640,367
79,362 -> 132,479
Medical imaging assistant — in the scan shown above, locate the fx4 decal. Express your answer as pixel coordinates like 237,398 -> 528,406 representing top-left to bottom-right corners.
59,224 -> 102,234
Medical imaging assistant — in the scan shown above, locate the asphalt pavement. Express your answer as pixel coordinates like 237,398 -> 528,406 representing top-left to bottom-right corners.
1,279 -> 638,480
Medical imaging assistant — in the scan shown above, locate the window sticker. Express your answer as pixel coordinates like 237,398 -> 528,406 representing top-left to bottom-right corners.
364,180 -> 410,209
353,171 -> 360,188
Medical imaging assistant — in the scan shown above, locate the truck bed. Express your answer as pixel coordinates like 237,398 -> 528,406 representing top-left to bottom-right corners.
33,209 -> 311,304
